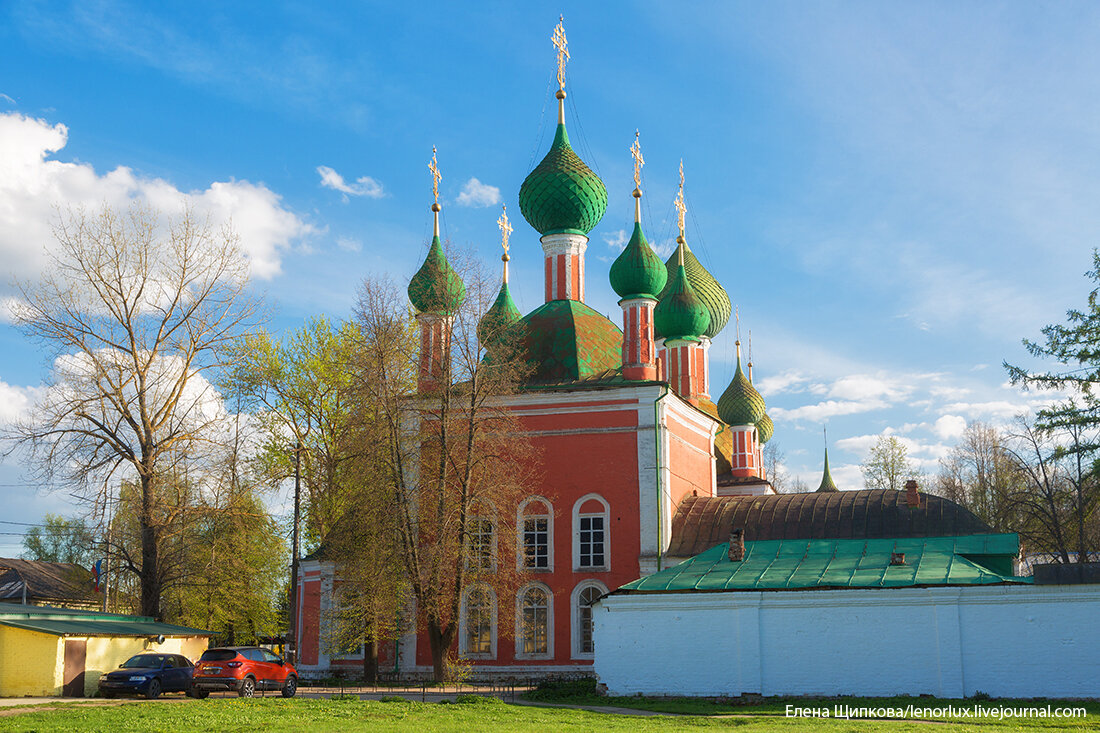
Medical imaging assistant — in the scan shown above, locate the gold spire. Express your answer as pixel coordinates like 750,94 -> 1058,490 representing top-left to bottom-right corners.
497,204 -> 513,283
630,130 -> 644,223
674,160 -> 687,266
552,16 -> 569,123
428,146 -> 442,237
735,305 -> 741,342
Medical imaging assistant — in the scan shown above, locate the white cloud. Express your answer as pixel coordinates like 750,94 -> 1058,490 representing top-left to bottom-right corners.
603,229 -> 629,252
942,400 -> 1032,421
0,112 -> 311,285
771,398 -> 889,422
0,379 -> 43,426
0,93 -> 14,106
316,165 -> 385,200
336,237 -> 362,253
828,374 -> 910,402
756,370 -> 811,396
933,414 -> 967,440
455,177 -> 501,208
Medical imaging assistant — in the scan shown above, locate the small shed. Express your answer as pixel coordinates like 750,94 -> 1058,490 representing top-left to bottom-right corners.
0,558 -> 98,609
0,603 -> 210,697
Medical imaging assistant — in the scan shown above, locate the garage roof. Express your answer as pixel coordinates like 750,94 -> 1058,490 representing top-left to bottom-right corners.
616,533 -> 1029,594
0,602 -> 209,637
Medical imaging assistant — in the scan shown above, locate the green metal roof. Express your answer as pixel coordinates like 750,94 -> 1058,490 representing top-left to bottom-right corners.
518,123 -> 608,236
817,446 -> 839,492
609,222 -> 667,301
0,603 -> 210,637
616,534 -> 1029,593
516,299 -> 623,384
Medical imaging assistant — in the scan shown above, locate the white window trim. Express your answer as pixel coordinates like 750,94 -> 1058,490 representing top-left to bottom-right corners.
572,493 -> 610,572
514,581 -> 554,660
458,584 -> 497,660
517,496 -> 554,572
466,499 -> 498,573
570,580 -> 609,660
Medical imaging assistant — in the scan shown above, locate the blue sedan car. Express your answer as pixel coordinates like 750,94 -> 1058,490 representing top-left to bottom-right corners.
98,653 -> 195,699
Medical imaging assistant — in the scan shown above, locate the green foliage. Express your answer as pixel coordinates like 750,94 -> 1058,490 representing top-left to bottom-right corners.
22,514 -> 96,566
861,436 -> 919,492
525,677 -> 599,701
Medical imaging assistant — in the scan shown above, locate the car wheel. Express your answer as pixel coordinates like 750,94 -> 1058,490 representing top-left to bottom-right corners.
101,691 -> 115,699
281,675 -> 297,698
238,676 -> 256,698
188,688 -> 210,699
145,678 -> 162,699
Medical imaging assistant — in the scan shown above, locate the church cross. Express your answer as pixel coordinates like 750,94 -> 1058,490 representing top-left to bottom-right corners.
497,205 -> 513,254
630,130 -> 644,189
674,160 -> 687,237
428,146 -> 441,205
552,16 -> 569,90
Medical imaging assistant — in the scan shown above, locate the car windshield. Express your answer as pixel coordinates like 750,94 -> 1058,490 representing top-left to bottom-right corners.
199,649 -> 239,662
120,654 -> 163,669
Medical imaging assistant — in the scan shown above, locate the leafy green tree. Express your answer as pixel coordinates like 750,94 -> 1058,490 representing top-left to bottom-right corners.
860,435 -> 919,491
22,514 -> 96,567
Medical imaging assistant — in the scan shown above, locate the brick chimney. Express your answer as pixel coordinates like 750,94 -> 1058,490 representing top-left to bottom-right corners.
905,479 -> 920,507
728,527 -> 745,562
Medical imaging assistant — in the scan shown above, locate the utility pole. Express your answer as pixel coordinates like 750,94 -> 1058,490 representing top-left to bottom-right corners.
287,441 -> 301,664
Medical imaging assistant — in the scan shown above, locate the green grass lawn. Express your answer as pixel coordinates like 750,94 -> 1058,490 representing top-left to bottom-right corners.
0,695 -> 1096,732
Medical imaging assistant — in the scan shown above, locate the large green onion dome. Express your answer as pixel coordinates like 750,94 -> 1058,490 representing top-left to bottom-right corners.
478,280 -> 521,351
519,122 -> 608,236
654,242 -> 731,340
717,352 -> 766,426
756,412 -> 774,444
408,233 -> 465,314
609,222 -> 667,301
654,261 -> 711,343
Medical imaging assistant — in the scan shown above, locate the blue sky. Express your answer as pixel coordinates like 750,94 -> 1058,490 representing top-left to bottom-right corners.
1,1 -> 1097,553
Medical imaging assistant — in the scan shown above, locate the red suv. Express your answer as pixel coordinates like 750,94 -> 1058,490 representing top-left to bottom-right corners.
191,647 -> 298,698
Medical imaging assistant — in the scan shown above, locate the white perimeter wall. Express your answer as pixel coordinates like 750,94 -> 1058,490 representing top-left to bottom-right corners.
593,585 -> 1100,698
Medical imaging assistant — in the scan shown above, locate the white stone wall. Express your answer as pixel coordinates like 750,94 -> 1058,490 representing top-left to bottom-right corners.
593,585 -> 1100,698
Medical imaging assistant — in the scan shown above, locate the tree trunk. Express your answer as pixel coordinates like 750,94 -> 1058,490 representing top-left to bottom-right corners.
427,620 -> 455,682
363,639 -> 378,684
139,473 -> 163,620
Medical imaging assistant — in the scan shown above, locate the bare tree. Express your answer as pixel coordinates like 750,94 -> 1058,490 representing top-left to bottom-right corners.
5,204 -> 262,619
933,421 -> 1021,532
861,435 -> 919,492
353,260 -> 535,682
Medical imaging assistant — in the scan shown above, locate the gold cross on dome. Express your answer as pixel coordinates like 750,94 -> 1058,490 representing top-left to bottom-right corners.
428,146 -> 441,205
674,160 -> 687,236
497,205 -> 512,254
630,130 -> 644,189
552,16 -> 569,90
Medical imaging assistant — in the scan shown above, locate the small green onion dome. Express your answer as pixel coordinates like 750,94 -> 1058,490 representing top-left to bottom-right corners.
655,242 -> 731,339
477,281 -> 521,350
609,222 -> 667,301
817,447 -> 839,492
756,412 -> 774,444
717,355 -> 766,426
519,123 -> 608,236
654,263 -> 711,343
408,234 -> 465,314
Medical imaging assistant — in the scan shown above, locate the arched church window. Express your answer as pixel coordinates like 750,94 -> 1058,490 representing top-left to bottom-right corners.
466,501 -> 496,571
571,581 -> 608,659
572,494 -> 610,571
516,583 -> 553,658
518,497 -> 553,571
460,585 -> 496,659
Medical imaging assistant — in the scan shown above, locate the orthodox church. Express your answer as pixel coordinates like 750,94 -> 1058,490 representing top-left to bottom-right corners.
293,21 -> 993,678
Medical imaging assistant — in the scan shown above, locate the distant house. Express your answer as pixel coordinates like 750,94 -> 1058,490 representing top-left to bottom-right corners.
0,602 -> 210,697
0,558 -> 98,609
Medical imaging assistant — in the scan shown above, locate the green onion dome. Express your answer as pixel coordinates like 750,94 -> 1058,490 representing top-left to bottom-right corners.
407,233 -> 465,314
609,222 -> 667,301
518,123 -> 608,236
654,242 -> 731,339
653,261 -> 711,343
717,353 -> 766,426
756,412 -> 774,444
477,281 -> 521,350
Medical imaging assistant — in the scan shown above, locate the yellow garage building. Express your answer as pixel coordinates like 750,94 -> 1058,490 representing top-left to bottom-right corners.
0,602 -> 210,697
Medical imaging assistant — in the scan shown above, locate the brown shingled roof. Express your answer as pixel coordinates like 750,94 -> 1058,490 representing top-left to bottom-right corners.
0,558 -> 97,606
667,490 -> 992,558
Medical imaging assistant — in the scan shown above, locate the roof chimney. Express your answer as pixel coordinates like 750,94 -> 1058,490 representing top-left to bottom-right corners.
728,527 -> 745,562
905,479 -> 920,508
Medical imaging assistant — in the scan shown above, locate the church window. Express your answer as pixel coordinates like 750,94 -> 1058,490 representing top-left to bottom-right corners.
460,586 -> 496,658
570,581 -> 608,658
516,583 -> 553,658
466,503 -> 496,571
572,494 -> 610,571
518,497 -> 553,570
